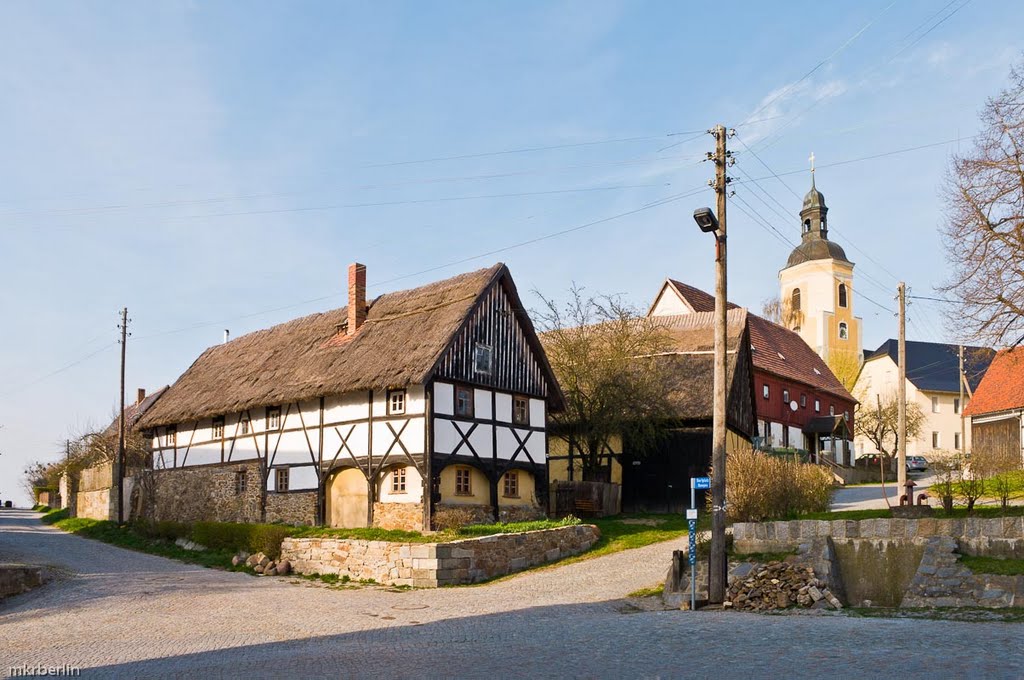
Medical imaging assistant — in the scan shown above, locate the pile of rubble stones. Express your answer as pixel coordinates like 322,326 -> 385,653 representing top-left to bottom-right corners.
233,551 -> 291,576
724,561 -> 843,611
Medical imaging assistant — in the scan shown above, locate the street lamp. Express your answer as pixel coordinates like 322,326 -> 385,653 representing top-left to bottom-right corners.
692,207 -> 720,235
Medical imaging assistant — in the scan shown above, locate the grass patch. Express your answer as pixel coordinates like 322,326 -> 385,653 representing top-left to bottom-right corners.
50,517 -> 242,570
627,583 -> 665,598
453,516 -> 581,538
960,554 -> 1024,576
39,507 -> 70,524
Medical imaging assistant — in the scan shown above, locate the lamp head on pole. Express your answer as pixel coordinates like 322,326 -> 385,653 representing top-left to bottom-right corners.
693,207 -> 720,235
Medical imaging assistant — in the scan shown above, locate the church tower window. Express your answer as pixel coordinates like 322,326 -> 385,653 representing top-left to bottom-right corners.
838,283 -> 848,308
839,322 -> 849,340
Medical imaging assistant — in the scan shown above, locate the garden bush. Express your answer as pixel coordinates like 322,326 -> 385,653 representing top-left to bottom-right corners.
726,448 -> 834,522
135,520 -> 192,542
191,521 -> 295,559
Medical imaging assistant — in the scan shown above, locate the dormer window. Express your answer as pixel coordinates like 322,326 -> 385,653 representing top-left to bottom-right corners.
473,344 -> 493,375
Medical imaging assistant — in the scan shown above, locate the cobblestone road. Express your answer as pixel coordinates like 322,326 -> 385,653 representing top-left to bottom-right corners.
2,509 -> 1023,679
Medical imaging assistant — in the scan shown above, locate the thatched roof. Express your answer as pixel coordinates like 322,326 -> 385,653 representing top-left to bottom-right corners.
652,310 -> 754,429
102,386 -> 169,437
139,264 -> 530,428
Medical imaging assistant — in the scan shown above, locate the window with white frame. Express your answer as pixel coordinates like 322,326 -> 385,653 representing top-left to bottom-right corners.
212,416 -> 225,439
782,389 -> 790,404
165,426 -> 176,447
763,384 -> 770,400
800,394 -> 807,408
235,470 -> 247,495
473,344 -> 493,375
932,432 -> 940,449
814,399 -> 820,413
275,468 -> 289,492
954,432 -> 962,450
388,389 -> 406,415
240,416 -> 250,435
932,396 -> 940,413
267,406 -> 281,430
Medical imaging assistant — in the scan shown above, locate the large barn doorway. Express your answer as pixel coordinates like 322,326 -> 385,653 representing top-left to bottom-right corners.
326,467 -> 369,528
620,430 -> 712,514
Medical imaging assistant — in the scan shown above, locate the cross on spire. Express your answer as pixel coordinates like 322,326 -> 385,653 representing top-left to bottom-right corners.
809,151 -> 815,174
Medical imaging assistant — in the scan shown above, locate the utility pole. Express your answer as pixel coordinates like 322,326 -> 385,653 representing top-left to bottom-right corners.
897,283 -> 907,494
117,307 -> 129,525
709,123 -> 732,605
959,345 -> 966,456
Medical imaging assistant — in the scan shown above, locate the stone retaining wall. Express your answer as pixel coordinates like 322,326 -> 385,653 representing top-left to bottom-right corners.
373,502 -> 424,531
734,517 -> 1024,555
902,536 -> 1024,608
266,492 -> 317,526
281,524 -> 599,587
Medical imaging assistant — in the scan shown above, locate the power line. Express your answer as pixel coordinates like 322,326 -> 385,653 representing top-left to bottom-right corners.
739,0 -> 900,126
908,294 -> 957,304
0,342 -> 118,399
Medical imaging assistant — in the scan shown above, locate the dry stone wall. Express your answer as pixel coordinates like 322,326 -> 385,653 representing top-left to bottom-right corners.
266,492 -> 317,526
150,461 -> 262,523
281,524 -> 599,587
373,502 -> 423,531
903,536 -> 1024,608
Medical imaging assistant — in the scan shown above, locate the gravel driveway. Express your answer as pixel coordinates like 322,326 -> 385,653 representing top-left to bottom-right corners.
2,509 -> 1023,679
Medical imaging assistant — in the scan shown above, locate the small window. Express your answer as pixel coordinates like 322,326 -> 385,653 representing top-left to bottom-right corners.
791,288 -> 801,312
473,344 -> 493,375
388,389 -> 407,415
954,398 -> 961,414
829,405 -> 835,416
513,396 -> 529,426
234,470 -> 247,495
763,384 -> 770,400
782,389 -> 790,404
838,322 -> 849,340
212,417 -> 225,439
275,468 -> 289,492
844,410 -> 850,422
240,416 -> 250,435
931,396 -> 940,414
391,467 -> 407,494
456,386 -> 474,418
455,468 -> 472,495
814,399 -> 821,413
932,432 -> 940,449
800,394 -> 807,408
954,432 -> 962,450
838,283 -> 848,308
165,426 -> 176,447
503,471 -> 520,498
267,406 -> 281,430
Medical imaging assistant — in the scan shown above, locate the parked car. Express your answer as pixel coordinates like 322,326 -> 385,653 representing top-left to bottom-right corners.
906,456 -> 929,473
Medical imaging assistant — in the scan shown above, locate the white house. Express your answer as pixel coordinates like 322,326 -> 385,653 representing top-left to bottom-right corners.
137,262 -> 564,531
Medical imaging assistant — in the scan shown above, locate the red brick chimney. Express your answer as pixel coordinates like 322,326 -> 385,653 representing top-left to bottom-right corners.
136,388 -> 146,405
348,263 -> 367,335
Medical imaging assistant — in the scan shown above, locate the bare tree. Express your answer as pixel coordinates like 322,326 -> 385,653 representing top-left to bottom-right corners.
941,57 -> 1024,345
853,391 -> 926,457
760,296 -> 800,330
826,348 -> 861,393
535,286 -> 675,481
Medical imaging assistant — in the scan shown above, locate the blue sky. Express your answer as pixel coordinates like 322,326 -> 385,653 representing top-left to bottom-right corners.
1,1 -> 1021,503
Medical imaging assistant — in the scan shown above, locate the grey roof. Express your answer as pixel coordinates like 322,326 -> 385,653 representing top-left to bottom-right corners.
786,239 -> 851,267
864,340 -> 995,393
802,183 -> 826,211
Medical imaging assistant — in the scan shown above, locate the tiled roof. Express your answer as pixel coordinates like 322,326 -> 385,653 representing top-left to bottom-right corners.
664,280 -> 853,402
864,340 -> 994,394
963,347 -> 1024,416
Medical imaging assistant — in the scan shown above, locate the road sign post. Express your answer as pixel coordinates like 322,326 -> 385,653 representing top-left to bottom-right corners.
688,477 -> 710,611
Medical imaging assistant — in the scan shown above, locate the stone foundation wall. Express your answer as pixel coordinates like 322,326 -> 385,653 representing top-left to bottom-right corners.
432,502 -> 546,529
373,502 -> 424,531
266,492 -> 317,526
150,461 -> 262,523
734,517 -> 1024,555
281,524 -> 600,587
498,504 -> 546,523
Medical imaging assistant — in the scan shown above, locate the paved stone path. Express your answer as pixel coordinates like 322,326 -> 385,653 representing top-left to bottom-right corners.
2,509 -> 1023,679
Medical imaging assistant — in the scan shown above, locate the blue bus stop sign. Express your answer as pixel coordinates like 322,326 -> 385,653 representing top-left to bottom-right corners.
692,477 -> 711,490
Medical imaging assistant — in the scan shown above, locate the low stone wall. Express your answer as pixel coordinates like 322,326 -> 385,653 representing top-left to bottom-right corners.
0,565 -> 44,600
734,517 -> 1024,555
281,524 -> 599,587
266,492 -> 317,526
373,502 -> 424,531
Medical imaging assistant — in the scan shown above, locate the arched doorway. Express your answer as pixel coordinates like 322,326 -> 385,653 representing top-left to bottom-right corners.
326,467 -> 369,528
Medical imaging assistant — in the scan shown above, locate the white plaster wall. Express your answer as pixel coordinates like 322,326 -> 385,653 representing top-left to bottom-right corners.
434,382 -> 455,416
495,393 -> 513,423
474,388 -> 493,420
649,285 -> 691,316
529,399 -> 545,428
378,465 -> 424,502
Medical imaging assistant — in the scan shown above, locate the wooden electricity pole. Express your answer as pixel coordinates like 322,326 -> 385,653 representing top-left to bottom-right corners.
897,283 -> 907,494
709,123 -> 730,604
959,345 -> 966,455
117,307 -> 129,525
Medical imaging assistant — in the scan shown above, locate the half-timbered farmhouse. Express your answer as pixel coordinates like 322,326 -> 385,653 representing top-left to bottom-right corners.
136,263 -> 563,531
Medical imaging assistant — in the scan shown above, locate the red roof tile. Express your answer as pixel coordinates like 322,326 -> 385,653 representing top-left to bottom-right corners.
963,347 -> 1024,416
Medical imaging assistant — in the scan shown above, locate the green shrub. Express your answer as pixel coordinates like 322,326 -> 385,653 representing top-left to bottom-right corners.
135,520 -> 192,541
190,521 -> 296,559
726,448 -> 834,522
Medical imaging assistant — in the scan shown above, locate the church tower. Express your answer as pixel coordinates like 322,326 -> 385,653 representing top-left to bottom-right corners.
778,164 -> 862,370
